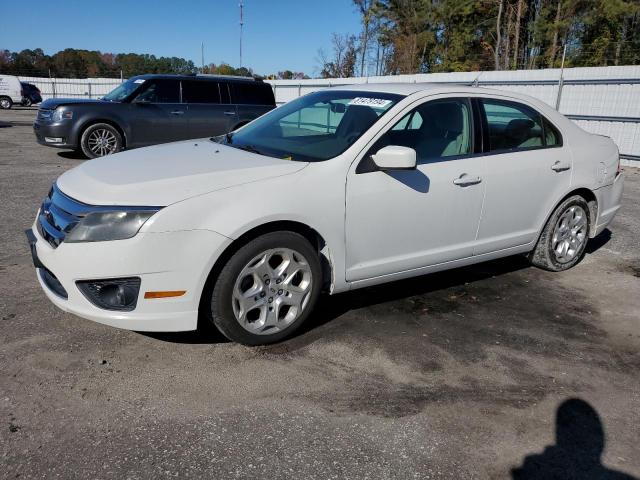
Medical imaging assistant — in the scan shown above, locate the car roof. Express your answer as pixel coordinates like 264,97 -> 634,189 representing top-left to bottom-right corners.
329,82 -> 553,110
131,73 -> 260,83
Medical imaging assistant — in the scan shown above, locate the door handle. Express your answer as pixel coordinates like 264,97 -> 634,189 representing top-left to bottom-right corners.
170,110 -> 184,115
223,111 -> 236,116
551,161 -> 571,172
453,174 -> 482,186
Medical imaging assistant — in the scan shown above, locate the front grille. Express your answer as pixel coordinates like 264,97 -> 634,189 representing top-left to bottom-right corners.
37,185 -> 87,248
37,108 -> 53,122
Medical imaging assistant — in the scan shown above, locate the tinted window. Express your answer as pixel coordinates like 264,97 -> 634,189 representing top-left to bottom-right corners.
371,98 -> 472,162
543,117 -> 562,146
182,80 -> 220,104
231,82 -> 275,105
482,99 -> 543,151
222,90 -> 401,162
135,80 -> 180,103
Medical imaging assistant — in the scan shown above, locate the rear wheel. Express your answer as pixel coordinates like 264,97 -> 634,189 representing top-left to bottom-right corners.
208,232 -> 322,345
529,195 -> 591,272
80,123 -> 123,158
0,97 -> 13,109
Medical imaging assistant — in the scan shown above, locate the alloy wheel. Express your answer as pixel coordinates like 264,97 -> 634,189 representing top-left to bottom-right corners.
232,248 -> 313,335
551,205 -> 588,263
87,128 -> 118,156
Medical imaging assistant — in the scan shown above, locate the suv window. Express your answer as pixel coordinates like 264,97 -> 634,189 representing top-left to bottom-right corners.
370,98 -> 472,162
182,80 -> 221,104
135,80 -> 180,103
231,82 -> 274,105
481,99 -> 544,151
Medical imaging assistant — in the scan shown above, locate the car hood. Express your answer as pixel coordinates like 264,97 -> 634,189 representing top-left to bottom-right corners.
40,98 -> 108,109
56,140 -> 308,206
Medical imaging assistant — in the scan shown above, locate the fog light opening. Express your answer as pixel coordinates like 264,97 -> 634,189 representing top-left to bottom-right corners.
76,277 -> 141,312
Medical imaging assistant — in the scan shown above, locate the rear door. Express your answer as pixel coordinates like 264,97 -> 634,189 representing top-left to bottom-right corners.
231,81 -> 276,127
473,97 -> 570,254
182,79 -> 237,138
128,79 -> 186,146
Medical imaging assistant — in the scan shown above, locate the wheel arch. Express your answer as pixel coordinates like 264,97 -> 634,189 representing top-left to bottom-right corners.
77,118 -> 127,149
539,187 -> 599,242
197,220 -> 334,321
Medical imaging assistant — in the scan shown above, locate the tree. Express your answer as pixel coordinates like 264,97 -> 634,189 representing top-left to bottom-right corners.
318,33 -> 358,78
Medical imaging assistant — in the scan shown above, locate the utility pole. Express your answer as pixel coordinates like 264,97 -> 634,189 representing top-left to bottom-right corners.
239,0 -> 244,68
201,42 -> 205,72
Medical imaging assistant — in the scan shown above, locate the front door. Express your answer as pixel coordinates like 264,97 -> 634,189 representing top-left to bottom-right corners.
129,79 -> 186,146
345,97 -> 485,282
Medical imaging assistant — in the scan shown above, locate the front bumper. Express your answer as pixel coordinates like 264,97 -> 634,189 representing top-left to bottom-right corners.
33,121 -> 77,149
27,221 -> 231,332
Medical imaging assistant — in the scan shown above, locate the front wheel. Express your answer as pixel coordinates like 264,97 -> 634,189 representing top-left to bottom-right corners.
529,195 -> 591,271
80,123 -> 123,158
0,97 -> 13,109
209,232 -> 322,345
22,98 -> 32,107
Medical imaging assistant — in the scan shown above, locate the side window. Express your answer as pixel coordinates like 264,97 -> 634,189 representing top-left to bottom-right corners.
481,99 -> 544,151
231,82 -> 274,105
134,80 -> 180,103
543,117 -> 562,146
182,80 -> 220,104
371,98 -> 472,162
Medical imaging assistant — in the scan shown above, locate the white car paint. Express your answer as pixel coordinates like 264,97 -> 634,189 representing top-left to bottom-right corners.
30,84 -> 624,332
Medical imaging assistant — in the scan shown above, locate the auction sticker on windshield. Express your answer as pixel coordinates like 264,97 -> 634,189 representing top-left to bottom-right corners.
348,97 -> 393,108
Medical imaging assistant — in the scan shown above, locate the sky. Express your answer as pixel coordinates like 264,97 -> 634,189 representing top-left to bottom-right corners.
0,0 -> 362,76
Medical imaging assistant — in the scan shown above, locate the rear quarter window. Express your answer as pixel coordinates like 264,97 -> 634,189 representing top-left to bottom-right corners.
231,82 -> 275,105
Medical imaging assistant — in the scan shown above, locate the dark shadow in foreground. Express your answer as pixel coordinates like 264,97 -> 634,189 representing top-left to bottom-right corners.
512,398 -> 636,480
57,150 -> 86,160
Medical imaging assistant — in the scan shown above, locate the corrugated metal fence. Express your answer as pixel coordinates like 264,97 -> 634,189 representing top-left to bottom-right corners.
18,65 -> 640,164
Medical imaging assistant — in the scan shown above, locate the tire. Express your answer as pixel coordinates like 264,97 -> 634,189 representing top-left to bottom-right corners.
22,98 -> 32,107
0,97 -> 13,110
529,195 -> 591,272
80,123 -> 123,158
208,231 -> 322,346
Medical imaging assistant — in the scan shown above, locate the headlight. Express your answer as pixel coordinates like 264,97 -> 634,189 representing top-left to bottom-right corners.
65,210 -> 159,243
52,109 -> 73,122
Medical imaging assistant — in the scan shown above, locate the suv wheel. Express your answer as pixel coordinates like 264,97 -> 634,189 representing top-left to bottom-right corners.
0,97 -> 13,109
529,195 -> 591,271
80,123 -> 123,158
208,232 -> 322,345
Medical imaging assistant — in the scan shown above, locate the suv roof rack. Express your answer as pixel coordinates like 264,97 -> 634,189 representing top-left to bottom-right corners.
196,74 -> 261,81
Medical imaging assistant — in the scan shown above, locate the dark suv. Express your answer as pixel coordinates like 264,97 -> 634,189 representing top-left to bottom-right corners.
33,74 -> 276,158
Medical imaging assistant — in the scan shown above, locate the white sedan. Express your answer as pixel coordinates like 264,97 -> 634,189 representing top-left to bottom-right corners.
28,84 -> 624,345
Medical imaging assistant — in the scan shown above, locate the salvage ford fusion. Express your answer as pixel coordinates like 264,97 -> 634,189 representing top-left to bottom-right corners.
27,84 -> 624,345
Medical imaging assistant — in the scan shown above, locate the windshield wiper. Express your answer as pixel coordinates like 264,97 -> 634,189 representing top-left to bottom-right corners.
225,132 -> 233,144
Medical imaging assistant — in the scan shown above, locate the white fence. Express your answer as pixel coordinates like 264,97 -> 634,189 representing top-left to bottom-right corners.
18,65 -> 640,164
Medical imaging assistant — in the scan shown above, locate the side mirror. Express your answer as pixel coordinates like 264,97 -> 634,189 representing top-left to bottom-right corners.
371,145 -> 417,171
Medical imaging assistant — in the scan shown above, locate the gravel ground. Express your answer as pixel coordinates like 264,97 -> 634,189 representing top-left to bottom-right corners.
1,111 -> 639,479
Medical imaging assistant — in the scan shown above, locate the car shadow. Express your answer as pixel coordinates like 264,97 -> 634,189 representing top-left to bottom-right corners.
141,230 -> 613,346
585,228 -> 612,254
57,151 -> 87,160
511,398 -> 636,479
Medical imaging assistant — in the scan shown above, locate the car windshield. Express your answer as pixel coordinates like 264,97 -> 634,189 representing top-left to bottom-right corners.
218,90 -> 403,162
102,79 -> 144,102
